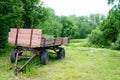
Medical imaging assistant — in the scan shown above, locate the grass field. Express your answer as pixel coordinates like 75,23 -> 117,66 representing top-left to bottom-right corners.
0,39 -> 120,80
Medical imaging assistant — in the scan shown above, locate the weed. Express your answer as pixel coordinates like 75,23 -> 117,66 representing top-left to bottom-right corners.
0,39 -> 120,80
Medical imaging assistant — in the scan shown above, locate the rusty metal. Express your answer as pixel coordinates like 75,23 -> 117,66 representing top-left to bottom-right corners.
18,56 -> 31,59
17,54 -> 36,73
14,53 -> 19,74
43,38 -> 46,46
61,38 -> 63,44
12,45 -> 63,75
15,27 -> 19,45
29,28 -> 33,47
54,38 -> 56,45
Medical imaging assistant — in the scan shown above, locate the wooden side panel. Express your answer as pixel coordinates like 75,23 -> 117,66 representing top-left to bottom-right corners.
39,37 -> 69,47
10,28 -> 42,35
62,37 -> 69,44
45,39 -> 55,46
55,38 -> 62,45
8,28 -> 42,47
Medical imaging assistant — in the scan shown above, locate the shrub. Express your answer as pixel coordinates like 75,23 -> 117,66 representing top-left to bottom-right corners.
115,34 -> 120,50
88,30 -> 109,46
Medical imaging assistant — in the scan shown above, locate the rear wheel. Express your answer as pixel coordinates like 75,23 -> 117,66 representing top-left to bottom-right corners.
41,49 -> 49,65
57,48 -> 65,59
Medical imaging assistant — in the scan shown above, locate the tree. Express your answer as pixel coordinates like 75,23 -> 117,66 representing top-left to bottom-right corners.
0,0 -> 23,48
65,14 -> 105,39
60,17 -> 75,38
21,0 -> 49,28
88,0 -> 120,49
102,0 -> 120,43
88,29 -> 108,46
0,0 -> 49,48
37,8 -> 63,37
100,15 -> 119,42
108,0 -> 120,10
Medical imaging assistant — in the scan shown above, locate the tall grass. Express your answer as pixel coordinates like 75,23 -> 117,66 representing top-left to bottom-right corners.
0,39 -> 120,80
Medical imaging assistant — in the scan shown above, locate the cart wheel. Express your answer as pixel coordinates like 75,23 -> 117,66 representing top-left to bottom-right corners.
10,48 -> 16,63
41,49 -> 49,65
57,48 -> 65,59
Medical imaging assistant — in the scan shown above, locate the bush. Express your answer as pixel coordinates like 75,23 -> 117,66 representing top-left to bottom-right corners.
88,30 -> 109,46
115,34 -> 120,50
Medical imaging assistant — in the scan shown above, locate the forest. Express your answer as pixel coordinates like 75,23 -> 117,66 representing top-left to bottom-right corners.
0,0 -> 120,49
0,0 -> 120,79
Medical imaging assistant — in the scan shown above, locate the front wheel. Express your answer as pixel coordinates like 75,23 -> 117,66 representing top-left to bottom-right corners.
10,48 -> 16,63
10,47 -> 23,63
41,49 -> 49,65
57,48 -> 65,59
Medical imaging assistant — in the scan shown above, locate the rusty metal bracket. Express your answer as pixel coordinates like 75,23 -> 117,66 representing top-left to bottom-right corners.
14,53 -> 37,75
15,27 -> 19,45
29,28 -> 33,47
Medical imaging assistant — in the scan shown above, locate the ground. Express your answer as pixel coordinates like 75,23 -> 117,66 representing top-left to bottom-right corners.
0,39 -> 120,80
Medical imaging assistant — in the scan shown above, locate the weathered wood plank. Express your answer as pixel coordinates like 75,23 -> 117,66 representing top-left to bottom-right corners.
8,28 -> 69,47
10,28 -> 42,35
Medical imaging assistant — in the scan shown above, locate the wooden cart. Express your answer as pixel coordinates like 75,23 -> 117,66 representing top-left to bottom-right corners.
8,28 -> 69,75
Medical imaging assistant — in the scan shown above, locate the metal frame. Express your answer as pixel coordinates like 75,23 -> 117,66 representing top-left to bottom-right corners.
13,46 -> 60,75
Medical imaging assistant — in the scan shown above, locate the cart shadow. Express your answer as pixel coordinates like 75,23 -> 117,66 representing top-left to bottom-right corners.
10,53 -> 60,74
49,54 -> 59,62
16,53 -> 59,65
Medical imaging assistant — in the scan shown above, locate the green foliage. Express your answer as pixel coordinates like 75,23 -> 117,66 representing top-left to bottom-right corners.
60,17 -> 75,38
108,0 -> 120,11
68,14 -> 105,39
0,26 -> 8,48
108,0 -> 115,5
1,40 -> 120,79
115,34 -> 120,50
0,1 -> 17,48
88,30 -> 108,46
37,8 -> 63,37
0,0 -> 106,48
40,13 -> 105,39
100,16 -> 118,42
0,0 -> 48,48
97,1 -> 120,47
28,8 -> 105,39
88,0 -> 120,48
21,0 -> 49,28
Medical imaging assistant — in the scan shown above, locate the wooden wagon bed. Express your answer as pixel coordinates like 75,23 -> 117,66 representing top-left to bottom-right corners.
8,28 -> 69,47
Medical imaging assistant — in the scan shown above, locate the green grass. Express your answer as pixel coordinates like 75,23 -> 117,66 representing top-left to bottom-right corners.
65,39 -> 89,47
0,39 -> 120,80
